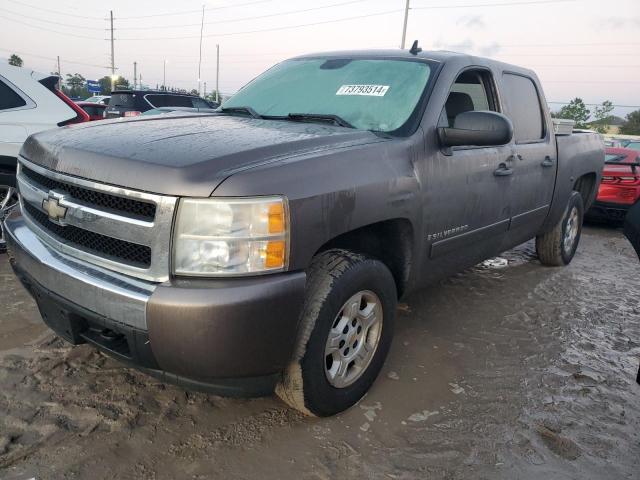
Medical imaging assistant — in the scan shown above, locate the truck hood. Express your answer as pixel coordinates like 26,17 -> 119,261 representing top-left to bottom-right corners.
20,114 -> 386,197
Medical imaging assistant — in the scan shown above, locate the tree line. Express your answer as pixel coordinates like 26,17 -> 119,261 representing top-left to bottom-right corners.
551,98 -> 639,135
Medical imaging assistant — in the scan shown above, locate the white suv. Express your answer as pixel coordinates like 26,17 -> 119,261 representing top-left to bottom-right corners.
0,64 -> 89,251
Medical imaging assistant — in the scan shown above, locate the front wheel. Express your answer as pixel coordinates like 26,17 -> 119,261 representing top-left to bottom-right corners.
276,249 -> 397,417
536,191 -> 584,266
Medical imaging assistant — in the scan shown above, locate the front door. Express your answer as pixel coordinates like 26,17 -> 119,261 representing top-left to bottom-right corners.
421,68 -> 515,280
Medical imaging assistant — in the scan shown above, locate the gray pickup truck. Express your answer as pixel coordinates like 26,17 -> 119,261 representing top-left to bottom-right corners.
3,49 -> 603,416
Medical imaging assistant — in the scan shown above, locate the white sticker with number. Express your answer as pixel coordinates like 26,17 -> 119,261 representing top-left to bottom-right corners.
336,84 -> 390,97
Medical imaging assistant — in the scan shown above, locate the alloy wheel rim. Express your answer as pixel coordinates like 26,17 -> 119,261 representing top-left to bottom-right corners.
0,187 -> 18,247
324,290 -> 383,389
563,206 -> 579,254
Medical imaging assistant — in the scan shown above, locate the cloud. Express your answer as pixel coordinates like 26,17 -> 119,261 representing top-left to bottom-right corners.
433,37 -> 475,52
598,16 -> 640,29
432,38 -> 501,57
456,15 -> 485,29
478,42 -> 502,57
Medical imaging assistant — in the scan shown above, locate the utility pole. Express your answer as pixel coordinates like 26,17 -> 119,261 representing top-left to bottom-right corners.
56,56 -> 61,90
110,10 -> 115,91
163,60 -> 167,90
133,61 -> 137,89
400,0 -> 410,49
215,44 -> 220,103
198,4 -> 205,96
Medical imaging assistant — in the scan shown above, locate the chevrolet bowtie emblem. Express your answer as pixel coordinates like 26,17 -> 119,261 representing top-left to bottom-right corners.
42,195 -> 68,222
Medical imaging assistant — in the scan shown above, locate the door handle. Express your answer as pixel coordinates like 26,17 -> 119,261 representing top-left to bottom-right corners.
541,156 -> 554,167
494,163 -> 514,176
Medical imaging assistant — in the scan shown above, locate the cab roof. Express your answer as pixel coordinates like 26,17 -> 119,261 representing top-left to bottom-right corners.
290,48 -> 535,77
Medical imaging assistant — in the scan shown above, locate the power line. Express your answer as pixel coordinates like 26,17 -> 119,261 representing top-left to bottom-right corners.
5,0 -> 104,20
117,9 -> 404,40
0,6 -> 104,30
412,0 -> 577,8
115,0 -> 371,30
532,64 -> 640,68
499,42 -> 640,48
116,0 -> 273,20
0,14 -> 103,39
0,48 -> 112,69
542,80 -> 639,84
548,102 -> 640,108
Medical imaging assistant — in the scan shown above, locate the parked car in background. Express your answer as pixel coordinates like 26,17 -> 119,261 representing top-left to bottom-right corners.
586,147 -> 640,224
625,140 -> 640,152
76,102 -> 106,121
4,49 -> 604,416
0,64 -> 89,252
141,106 -> 218,116
83,95 -> 111,105
104,90 -> 212,119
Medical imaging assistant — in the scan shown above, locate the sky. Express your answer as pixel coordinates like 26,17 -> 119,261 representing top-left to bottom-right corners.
0,0 -> 638,117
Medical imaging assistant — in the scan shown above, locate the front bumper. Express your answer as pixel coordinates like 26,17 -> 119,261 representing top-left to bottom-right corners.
4,210 -> 306,396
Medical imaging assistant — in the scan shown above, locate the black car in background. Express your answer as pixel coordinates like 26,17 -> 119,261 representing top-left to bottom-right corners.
104,90 -> 212,118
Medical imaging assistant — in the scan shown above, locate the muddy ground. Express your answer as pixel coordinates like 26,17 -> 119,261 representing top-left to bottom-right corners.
0,225 -> 638,480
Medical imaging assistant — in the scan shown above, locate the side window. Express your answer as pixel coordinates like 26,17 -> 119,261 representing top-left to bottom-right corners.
191,97 -> 209,109
0,79 -> 27,111
439,70 -> 498,127
502,73 -> 544,143
166,95 -> 194,108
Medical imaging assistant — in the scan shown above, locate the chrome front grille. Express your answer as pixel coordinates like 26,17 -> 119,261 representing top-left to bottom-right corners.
21,166 -> 157,220
16,157 -> 177,282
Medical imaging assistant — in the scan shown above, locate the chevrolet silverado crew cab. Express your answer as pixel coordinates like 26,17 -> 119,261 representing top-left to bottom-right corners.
3,48 -> 604,416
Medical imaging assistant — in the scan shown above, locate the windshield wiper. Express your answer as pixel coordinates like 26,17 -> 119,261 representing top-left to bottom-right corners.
219,106 -> 262,119
287,113 -> 354,129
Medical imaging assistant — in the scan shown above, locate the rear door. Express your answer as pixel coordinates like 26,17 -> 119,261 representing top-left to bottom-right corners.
500,73 -> 556,239
0,76 -> 30,173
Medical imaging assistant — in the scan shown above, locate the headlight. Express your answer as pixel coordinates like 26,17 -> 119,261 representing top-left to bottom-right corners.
173,196 -> 289,276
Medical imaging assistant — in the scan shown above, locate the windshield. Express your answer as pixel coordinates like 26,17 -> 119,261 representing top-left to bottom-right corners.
223,58 -> 433,133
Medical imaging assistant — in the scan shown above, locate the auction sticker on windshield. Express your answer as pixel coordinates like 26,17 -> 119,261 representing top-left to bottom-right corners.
336,85 -> 389,96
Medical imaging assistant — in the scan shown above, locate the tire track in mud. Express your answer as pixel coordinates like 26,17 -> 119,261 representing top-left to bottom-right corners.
0,335 -> 305,478
0,227 -> 638,479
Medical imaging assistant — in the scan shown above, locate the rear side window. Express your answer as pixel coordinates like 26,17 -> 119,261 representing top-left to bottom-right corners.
0,79 -> 27,110
146,95 -> 193,108
109,93 -> 136,107
502,73 -> 544,143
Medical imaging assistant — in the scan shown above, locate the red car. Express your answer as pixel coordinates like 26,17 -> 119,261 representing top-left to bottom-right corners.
586,147 -> 640,223
76,102 -> 106,121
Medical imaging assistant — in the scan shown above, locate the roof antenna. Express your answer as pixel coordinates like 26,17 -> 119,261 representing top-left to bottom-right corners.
409,40 -> 422,55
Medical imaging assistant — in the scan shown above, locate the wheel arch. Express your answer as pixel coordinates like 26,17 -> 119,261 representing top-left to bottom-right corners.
311,218 -> 414,298
573,172 -> 598,210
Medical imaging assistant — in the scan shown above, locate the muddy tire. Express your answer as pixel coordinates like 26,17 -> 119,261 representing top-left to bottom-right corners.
536,191 -> 584,266
276,249 -> 397,417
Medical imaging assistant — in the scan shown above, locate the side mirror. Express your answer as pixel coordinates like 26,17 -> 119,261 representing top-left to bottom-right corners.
438,111 -> 513,148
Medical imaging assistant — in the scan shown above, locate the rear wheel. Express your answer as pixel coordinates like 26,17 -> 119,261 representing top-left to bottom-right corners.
536,191 -> 584,266
0,186 -> 18,253
276,249 -> 397,417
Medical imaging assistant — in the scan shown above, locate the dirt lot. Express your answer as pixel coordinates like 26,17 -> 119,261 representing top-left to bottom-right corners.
0,225 -> 638,480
